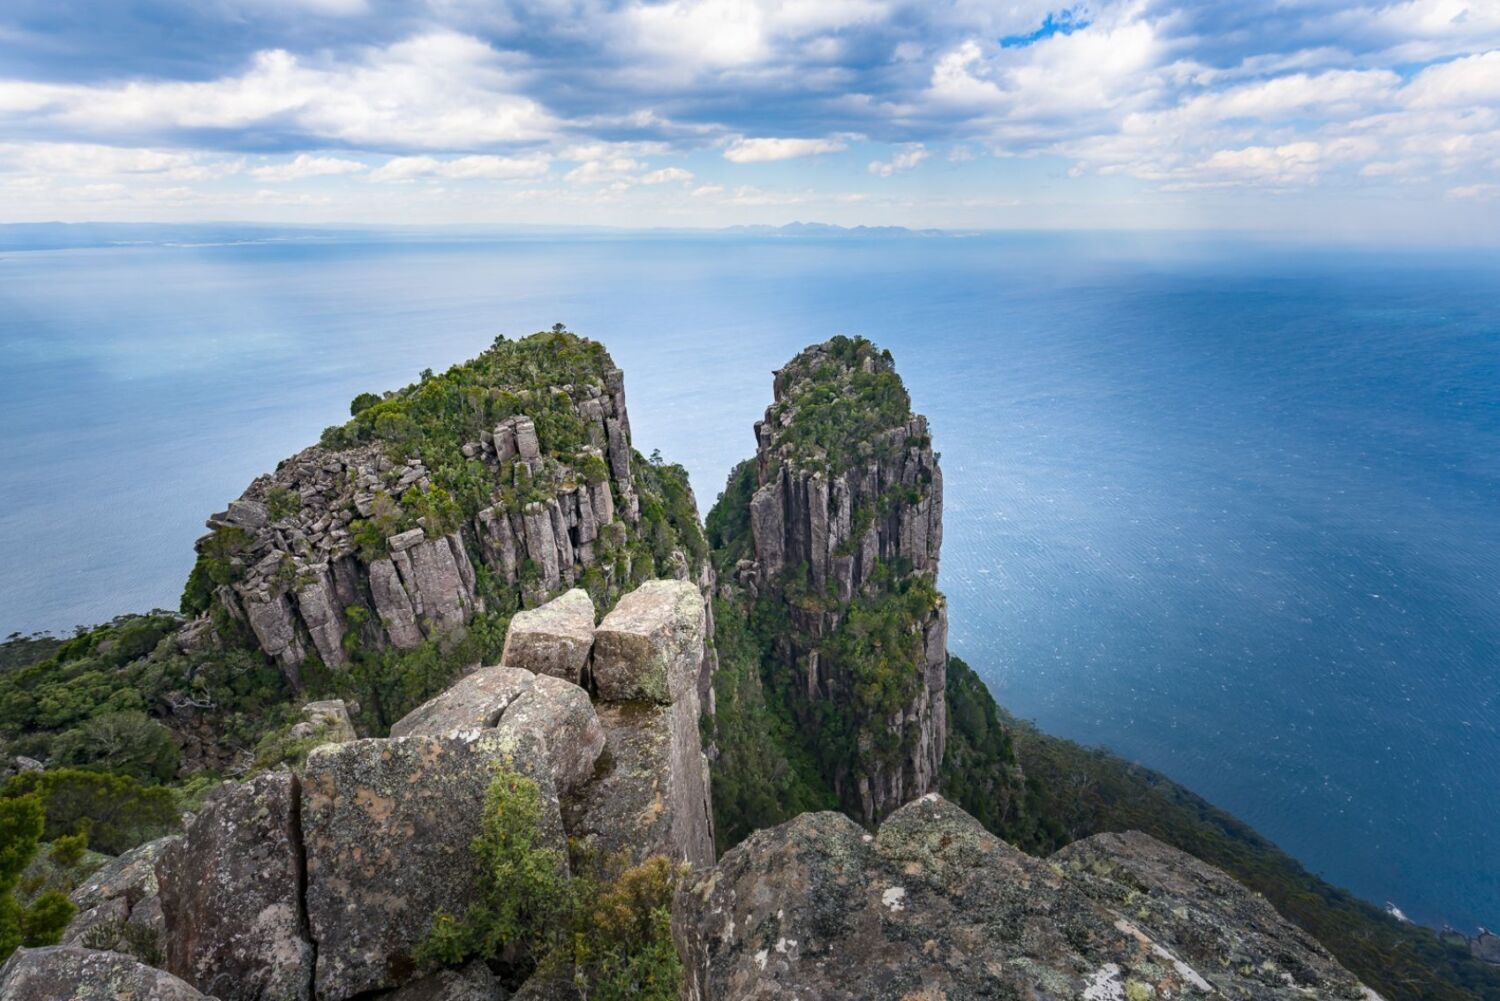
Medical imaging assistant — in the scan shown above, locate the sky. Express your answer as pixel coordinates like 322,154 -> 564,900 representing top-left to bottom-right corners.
1,0 -> 1499,239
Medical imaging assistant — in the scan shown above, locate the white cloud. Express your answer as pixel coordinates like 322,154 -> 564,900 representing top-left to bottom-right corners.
1448,182 -> 1500,200
724,136 -> 847,162
565,157 -> 646,184
1,32 -> 555,149
0,142 -> 239,180
620,0 -> 890,74
641,166 -> 694,184
251,153 -> 366,181
1403,50 -> 1500,108
869,143 -> 928,176
370,154 -> 551,181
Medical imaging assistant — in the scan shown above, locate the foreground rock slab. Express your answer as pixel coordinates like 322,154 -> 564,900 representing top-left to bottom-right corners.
684,794 -> 1373,1001
500,587 -> 596,685
1053,830 -> 1373,998
389,666 -> 535,738
301,730 -> 563,1001
157,770 -> 313,1001
0,945 -> 210,1001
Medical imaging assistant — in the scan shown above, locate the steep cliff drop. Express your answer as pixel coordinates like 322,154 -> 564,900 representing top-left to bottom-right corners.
713,337 -> 947,826
176,329 -> 716,729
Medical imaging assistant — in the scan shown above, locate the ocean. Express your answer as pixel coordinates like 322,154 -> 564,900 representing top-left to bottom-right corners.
1,228 -> 1496,932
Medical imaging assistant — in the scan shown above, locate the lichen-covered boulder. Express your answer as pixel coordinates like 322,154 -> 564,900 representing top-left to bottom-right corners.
389,666 -> 535,738
301,729 -> 564,1001
684,794 -> 1373,1001
70,835 -> 177,912
157,771 -> 313,1001
0,945 -> 210,1000
592,580 -> 704,704
496,674 -> 605,793
295,700 -> 357,743
500,588 -> 595,685
1053,830 -> 1371,998
61,896 -> 129,948
563,701 -> 713,870
377,959 -> 507,1001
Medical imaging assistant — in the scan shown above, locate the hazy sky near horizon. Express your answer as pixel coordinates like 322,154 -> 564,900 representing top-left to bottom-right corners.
2,1 -> 1499,239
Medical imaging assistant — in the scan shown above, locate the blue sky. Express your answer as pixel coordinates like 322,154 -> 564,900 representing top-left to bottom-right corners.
1,0 -> 1498,239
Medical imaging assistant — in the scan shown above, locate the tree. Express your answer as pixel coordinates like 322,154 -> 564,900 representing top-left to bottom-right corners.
51,711 -> 180,784
0,794 -> 74,960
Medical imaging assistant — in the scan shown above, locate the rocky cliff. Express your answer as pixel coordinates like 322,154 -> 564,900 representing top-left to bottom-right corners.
683,796 -> 1379,1001
1,581 -> 1381,1001
720,336 -> 946,825
182,330 -> 713,698
8,580 -> 714,1001
0,332 -> 1449,1001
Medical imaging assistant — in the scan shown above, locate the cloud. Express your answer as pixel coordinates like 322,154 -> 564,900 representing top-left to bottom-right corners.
869,143 -> 928,176
251,153 -> 365,181
641,166 -> 694,184
1,31 -> 555,149
724,136 -> 848,162
0,142 -> 238,179
370,154 -> 550,181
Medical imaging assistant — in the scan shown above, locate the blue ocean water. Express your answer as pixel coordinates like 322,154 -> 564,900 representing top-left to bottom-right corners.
1,230 -> 1496,932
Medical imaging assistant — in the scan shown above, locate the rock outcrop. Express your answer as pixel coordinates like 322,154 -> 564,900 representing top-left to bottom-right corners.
734,338 -> 947,824
157,771 -> 313,1001
499,587 -> 596,685
569,579 -> 715,869
301,728 -> 563,1000
683,794 -> 1377,1001
0,946 -> 211,1001
188,339 -> 679,685
388,665 -> 536,738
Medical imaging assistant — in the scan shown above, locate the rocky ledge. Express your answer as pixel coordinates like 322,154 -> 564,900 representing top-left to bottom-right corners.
684,795 -> 1380,1001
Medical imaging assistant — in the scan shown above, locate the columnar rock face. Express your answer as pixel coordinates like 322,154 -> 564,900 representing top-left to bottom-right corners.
156,771 -> 314,1001
192,351 -> 653,684
300,728 -> 565,1001
0,946 -> 211,1001
574,579 -> 715,868
683,795 -> 1375,1001
738,339 -> 947,824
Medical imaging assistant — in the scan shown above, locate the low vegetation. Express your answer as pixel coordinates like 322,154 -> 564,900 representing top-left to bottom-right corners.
422,764 -> 684,999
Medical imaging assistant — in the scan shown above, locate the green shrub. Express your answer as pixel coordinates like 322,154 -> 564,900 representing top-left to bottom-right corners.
51,711 -> 180,784
2,769 -> 179,855
420,765 -> 686,999
18,890 -> 72,946
0,793 -> 75,960
48,831 -> 87,868
418,762 -> 569,968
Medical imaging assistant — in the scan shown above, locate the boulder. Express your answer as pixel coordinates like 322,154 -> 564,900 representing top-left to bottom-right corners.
296,699 -> 357,743
499,589 -> 595,686
378,960 -> 507,1001
388,666 -> 535,739
494,674 -> 605,794
591,580 -> 704,704
61,896 -> 129,948
301,729 -> 564,1001
0,945 -> 210,1001
70,836 -> 176,911
157,771 -> 314,1001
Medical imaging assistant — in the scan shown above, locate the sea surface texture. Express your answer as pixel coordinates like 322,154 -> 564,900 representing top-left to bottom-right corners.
2,229 -> 1496,931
